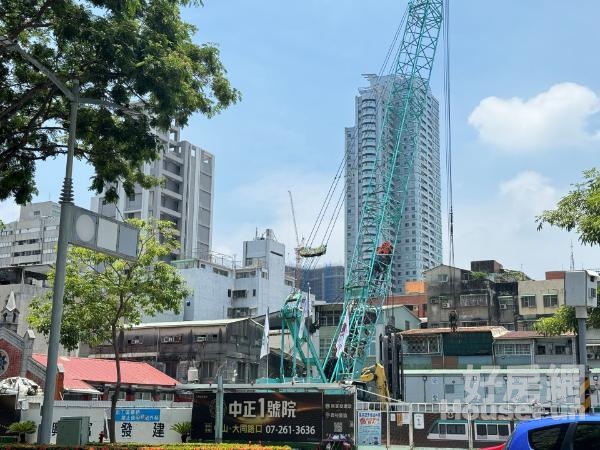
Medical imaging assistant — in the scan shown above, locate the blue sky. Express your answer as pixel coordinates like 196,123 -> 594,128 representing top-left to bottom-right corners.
2,0 -> 599,279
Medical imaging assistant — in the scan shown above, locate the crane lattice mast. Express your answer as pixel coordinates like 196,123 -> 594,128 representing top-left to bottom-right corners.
323,0 -> 444,382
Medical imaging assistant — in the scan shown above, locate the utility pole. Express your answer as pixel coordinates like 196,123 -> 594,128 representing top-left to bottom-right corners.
0,37 -> 140,444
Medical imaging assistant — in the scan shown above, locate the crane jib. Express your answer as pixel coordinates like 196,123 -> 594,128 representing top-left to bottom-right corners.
325,0 -> 444,382
275,0 -> 444,386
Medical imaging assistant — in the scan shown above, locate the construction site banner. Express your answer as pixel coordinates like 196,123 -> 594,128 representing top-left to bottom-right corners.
322,394 -> 354,441
192,392 -> 323,443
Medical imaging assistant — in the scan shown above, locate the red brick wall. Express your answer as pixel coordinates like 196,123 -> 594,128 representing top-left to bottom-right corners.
546,271 -> 566,280
25,370 -> 44,387
0,339 -> 23,379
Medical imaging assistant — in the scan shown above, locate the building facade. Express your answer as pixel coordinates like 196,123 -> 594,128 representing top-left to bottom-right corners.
83,318 -> 263,385
344,74 -> 442,294
154,229 -> 295,323
297,264 -> 345,303
92,126 -> 214,261
0,202 -> 60,267
517,276 -> 565,331
425,261 -> 527,330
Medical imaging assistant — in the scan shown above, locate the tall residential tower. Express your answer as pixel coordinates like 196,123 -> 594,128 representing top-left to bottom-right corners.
345,74 -> 442,294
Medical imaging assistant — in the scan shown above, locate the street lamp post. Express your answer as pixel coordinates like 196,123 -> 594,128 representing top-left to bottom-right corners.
1,38 -> 140,444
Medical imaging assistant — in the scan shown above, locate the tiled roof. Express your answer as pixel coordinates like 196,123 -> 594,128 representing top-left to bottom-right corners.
495,331 -> 575,340
32,354 -> 177,392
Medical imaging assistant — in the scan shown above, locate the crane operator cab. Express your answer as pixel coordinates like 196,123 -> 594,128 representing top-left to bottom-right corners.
373,241 -> 393,282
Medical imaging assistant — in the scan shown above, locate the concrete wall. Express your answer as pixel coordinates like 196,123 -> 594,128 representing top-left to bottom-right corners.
21,401 -> 192,444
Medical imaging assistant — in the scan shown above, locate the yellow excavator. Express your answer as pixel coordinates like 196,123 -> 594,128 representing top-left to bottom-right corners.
354,363 -> 390,402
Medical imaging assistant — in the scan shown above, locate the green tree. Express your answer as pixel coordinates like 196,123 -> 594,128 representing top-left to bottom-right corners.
536,168 -> 600,246
0,0 -> 240,204
28,219 -> 191,443
535,168 -> 600,335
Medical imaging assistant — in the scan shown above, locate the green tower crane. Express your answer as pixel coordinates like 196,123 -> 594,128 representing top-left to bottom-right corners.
323,0 -> 444,382
276,0 -> 444,387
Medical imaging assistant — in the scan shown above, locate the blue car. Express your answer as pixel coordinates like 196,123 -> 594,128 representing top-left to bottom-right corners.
499,415 -> 600,450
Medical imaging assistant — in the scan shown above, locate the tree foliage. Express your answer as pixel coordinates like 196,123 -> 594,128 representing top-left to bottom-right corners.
0,0 -> 240,204
534,168 -> 600,335
536,168 -> 600,245
534,305 -> 600,335
28,218 -> 191,442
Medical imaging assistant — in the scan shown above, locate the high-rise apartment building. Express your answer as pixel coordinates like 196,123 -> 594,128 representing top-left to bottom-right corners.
0,202 -> 61,267
345,75 -> 442,294
91,126 -> 214,260
297,265 -> 345,303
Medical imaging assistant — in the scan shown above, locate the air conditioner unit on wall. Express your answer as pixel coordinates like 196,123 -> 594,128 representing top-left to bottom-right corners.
442,302 -> 450,308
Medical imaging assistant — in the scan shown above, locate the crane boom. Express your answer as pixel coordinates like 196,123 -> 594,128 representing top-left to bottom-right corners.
323,0 -> 444,382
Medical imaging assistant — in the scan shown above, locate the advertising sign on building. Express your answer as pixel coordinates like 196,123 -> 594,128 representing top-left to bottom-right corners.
357,411 -> 382,445
192,392 -> 323,443
322,394 -> 354,441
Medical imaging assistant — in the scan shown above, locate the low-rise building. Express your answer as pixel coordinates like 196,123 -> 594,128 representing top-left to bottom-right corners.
493,331 -> 576,368
385,280 -> 428,318
315,302 -> 420,366
425,261 -> 528,330
517,275 -> 565,330
0,265 -> 54,354
160,229 -> 295,322
82,318 -> 264,385
401,326 -> 508,370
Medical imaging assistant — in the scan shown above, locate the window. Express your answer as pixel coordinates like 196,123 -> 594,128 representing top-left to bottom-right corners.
521,295 -> 536,308
495,343 -> 531,355
475,422 -> 511,440
537,345 -> 546,355
528,424 -> 569,450
574,423 -> 600,447
543,294 -> 559,308
445,384 -> 455,394
555,345 -> 567,355
33,210 -> 40,216
213,267 -> 229,277
232,289 -> 247,299
460,293 -> 488,307
253,289 -> 256,297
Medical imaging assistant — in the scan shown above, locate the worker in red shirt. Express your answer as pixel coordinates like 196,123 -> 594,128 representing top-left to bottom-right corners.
373,241 -> 393,281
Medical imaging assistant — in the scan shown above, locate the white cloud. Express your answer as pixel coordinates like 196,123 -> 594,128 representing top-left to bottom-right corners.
212,169 -> 345,267
450,171 -> 598,279
468,83 -> 600,151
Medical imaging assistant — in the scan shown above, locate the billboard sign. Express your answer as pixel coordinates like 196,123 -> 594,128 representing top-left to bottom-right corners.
322,394 -> 354,441
192,392 -> 323,443
357,410 -> 382,445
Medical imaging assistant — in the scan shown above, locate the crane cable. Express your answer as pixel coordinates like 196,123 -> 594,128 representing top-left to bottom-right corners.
443,0 -> 457,316
297,8 -> 410,275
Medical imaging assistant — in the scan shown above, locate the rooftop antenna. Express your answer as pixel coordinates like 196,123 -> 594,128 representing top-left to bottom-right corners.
570,240 -> 575,271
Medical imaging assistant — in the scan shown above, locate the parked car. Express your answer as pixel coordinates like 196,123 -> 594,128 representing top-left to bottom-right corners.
482,415 -> 600,450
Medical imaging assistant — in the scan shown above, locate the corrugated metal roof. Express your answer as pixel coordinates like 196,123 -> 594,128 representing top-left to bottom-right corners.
495,331 -> 575,340
402,326 -> 509,338
32,354 -> 177,391
132,318 -> 245,329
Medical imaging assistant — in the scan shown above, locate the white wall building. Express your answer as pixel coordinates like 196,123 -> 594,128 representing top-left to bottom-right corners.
91,126 -> 214,261
148,229 -> 296,323
0,202 -> 60,267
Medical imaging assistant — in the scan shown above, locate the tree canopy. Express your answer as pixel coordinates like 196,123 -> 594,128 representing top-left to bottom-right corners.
536,168 -> 600,246
534,168 -> 600,335
28,218 -> 191,442
0,0 -> 240,204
